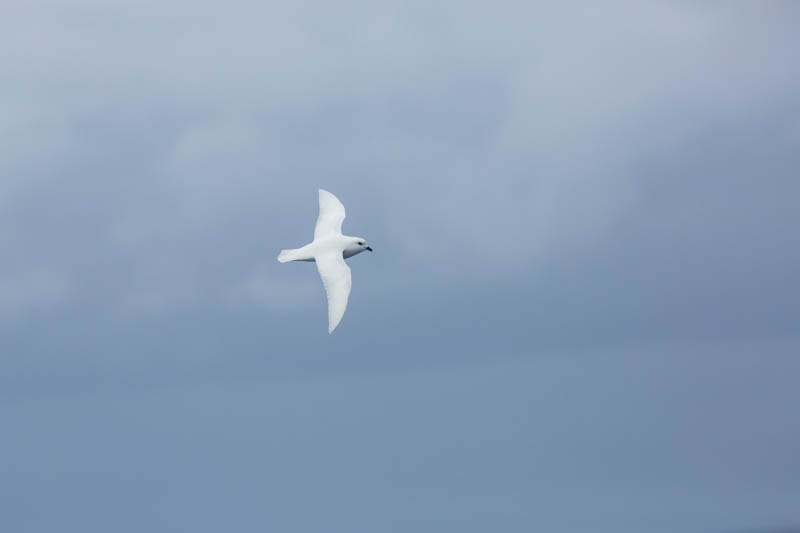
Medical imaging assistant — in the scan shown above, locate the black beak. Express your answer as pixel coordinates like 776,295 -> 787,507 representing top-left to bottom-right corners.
366,246 -> 373,252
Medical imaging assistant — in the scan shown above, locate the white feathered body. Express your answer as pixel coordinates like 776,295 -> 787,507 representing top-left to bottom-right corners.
277,190 -> 371,333
278,236 -> 367,263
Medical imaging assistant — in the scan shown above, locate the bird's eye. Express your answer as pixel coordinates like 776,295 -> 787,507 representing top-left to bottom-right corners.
358,242 -> 364,245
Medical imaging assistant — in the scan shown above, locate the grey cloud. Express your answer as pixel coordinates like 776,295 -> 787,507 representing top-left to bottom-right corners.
0,0 -> 796,377
0,269 -> 70,322
1,2 -> 799,531
3,341 -> 800,532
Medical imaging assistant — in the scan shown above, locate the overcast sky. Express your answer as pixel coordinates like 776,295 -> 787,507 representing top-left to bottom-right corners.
2,2 -> 799,532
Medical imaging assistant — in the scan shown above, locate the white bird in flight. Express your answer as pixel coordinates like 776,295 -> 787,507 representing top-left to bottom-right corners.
277,189 -> 372,333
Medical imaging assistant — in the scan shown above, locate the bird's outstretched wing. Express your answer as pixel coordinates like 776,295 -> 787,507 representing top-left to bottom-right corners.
314,189 -> 346,240
315,251 -> 352,333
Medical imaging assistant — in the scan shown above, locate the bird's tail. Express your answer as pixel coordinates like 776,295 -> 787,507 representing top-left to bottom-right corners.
278,248 -> 303,263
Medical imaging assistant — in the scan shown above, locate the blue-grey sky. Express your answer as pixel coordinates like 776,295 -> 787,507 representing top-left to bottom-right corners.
2,2 -> 799,532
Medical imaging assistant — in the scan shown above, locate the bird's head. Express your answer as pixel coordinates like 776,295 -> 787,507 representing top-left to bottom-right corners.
345,237 -> 372,256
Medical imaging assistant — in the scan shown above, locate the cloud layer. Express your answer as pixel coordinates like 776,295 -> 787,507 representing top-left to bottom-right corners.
1,2 -> 799,531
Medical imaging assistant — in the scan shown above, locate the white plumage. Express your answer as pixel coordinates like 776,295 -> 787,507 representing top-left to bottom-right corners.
278,189 -> 372,333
